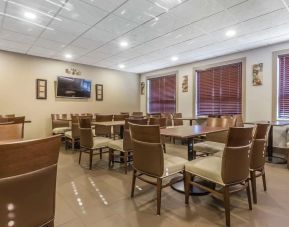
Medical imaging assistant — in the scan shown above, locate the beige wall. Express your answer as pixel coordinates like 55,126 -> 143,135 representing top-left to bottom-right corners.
0,51 -> 140,139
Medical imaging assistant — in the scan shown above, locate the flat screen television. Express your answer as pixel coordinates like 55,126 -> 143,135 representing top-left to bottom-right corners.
56,76 -> 91,98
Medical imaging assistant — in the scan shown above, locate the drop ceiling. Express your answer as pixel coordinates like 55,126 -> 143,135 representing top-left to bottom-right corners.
1,0 -> 289,73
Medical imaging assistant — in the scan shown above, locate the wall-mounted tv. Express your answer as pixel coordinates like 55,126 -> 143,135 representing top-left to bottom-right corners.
56,76 -> 91,98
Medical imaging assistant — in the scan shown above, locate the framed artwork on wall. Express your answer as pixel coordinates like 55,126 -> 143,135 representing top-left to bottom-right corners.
36,79 -> 47,99
95,84 -> 103,101
182,75 -> 188,92
252,63 -> 263,86
140,82 -> 145,95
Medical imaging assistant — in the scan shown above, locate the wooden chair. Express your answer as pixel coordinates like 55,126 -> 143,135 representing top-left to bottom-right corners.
0,135 -> 61,227
249,123 -> 270,204
185,127 -> 254,227
107,118 -> 147,174
0,123 -> 23,140
94,114 -> 113,138
131,112 -> 143,117
51,114 -> 70,135
161,113 -> 173,127
129,123 -> 187,215
173,113 -> 183,126
64,123 -> 80,150
78,118 -> 111,170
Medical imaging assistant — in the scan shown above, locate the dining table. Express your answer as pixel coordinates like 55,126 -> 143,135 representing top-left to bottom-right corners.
160,125 -> 228,195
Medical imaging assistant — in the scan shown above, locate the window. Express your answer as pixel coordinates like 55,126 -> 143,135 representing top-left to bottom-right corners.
196,62 -> 242,116
147,74 -> 176,113
278,55 -> 289,119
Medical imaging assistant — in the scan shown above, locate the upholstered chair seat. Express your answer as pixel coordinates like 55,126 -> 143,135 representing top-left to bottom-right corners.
52,127 -> 70,134
64,130 -> 72,138
93,137 -> 111,149
107,139 -> 123,151
185,156 -> 223,185
193,141 -> 225,155
163,153 -> 187,177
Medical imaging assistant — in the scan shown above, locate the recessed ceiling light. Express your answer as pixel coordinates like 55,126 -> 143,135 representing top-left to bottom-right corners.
64,54 -> 72,59
171,56 -> 179,61
118,64 -> 125,69
120,41 -> 128,47
225,30 -> 236,37
24,12 -> 36,20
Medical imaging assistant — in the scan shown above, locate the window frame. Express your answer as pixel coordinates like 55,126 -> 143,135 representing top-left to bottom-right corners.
193,58 -> 246,118
145,71 -> 178,114
273,49 -> 289,121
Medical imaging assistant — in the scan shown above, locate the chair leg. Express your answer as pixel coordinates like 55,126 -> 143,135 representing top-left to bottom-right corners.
162,143 -> 166,153
108,148 -> 113,168
89,150 -> 93,170
72,138 -> 75,150
223,186 -> 230,227
184,171 -> 191,204
78,149 -> 82,164
156,178 -> 162,215
124,151 -> 128,174
99,148 -> 102,159
250,171 -> 257,204
131,169 -> 137,198
246,179 -> 252,210
262,169 -> 267,192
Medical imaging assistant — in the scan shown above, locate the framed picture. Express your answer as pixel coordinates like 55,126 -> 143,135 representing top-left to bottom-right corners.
252,63 -> 263,86
36,79 -> 47,99
182,75 -> 188,92
140,82 -> 145,95
95,84 -> 103,101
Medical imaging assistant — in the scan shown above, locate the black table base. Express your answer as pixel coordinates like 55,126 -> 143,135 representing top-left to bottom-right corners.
266,156 -> 287,164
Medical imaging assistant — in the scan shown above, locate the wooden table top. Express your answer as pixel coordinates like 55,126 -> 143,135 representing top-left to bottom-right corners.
91,120 -> 125,126
245,120 -> 289,127
160,125 -> 228,139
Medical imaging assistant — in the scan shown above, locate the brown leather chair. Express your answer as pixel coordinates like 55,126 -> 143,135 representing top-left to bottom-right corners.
129,123 -> 187,215
113,114 -> 129,140
94,114 -> 113,137
185,127 -> 254,227
249,123 -> 270,204
51,114 -> 70,135
79,118 -> 111,170
107,118 -> 147,174
0,135 -> 61,227
0,123 -> 23,140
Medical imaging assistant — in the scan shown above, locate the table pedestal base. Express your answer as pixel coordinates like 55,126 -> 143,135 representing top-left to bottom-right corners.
266,156 -> 287,164
170,176 -> 215,196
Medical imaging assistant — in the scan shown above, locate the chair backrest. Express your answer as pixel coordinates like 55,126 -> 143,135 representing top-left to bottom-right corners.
0,136 -> 61,227
51,114 -> 69,129
124,118 -> 147,129
95,114 -> 113,122
203,118 -> 230,143
129,123 -> 164,177
0,123 -> 23,140
221,115 -> 237,127
221,127 -> 254,184
13,116 -> 25,124
0,118 -> 10,123
148,117 -> 167,128
79,116 -> 92,128
132,112 -> 143,117
250,123 -> 270,170
5,114 -> 15,118
161,113 -> 173,126
79,121 -> 93,149
51,114 -> 67,120
71,123 -> 80,139
204,117 -> 229,127
173,113 -> 183,126
113,114 -> 127,121
235,114 -> 244,127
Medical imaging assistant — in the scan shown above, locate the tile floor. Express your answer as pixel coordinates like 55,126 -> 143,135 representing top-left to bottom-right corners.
55,143 -> 289,227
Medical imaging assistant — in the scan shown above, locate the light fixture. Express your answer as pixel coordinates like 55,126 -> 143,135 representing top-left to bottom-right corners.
171,56 -> 179,61
64,54 -> 73,59
225,29 -> 236,37
119,41 -> 128,47
24,12 -> 36,20
118,64 -> 125,69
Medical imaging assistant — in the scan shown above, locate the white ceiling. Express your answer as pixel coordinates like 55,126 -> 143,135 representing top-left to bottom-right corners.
1,0 -> 289,73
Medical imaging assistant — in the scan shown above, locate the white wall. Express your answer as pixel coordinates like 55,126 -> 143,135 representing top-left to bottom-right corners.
0,51 -> 140,139
140,41 -> 289,147
141,41 -> 289,121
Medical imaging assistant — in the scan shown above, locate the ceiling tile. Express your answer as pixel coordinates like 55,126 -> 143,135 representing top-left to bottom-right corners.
27,46 -> 57,58
71,37 -> 104,50
79,0 -> 127,12
114,0 -> 165,24
59,0 -> 107,26
40,29 -> 78,43
34,38 -> 66,51
0,38 -> 30,53
148,0 -> 185,11
82,27 -> 117,42
0,29 -> 36,44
